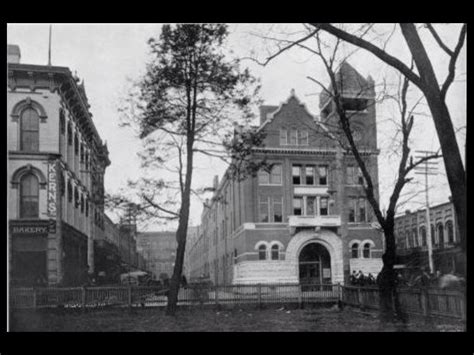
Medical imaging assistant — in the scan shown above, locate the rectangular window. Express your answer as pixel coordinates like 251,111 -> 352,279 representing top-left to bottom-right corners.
305,166 -> 315,185
299,130 -> 309,145
358,198 -> 366,222
258,169 -> 270,184
318,166 -> 328,185
280,129 -> 287,146
259,197 -> 269,222
273,197 -> 283,222
270,164 -> 282,184
346,166 -> 354,185
293,198 -> 303,216
290,130 -> 298,145
306,196 -> 316,216
357,168 -> 364,185
320,197 -> 329,216
348,198 -> 356,222
292,165 -> 302,185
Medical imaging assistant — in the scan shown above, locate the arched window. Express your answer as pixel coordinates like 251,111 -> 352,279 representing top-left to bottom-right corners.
20,108 -> 39,151
85,198 -> 89,217
67,180 -> 73,203
420,226 -> 427,247
59,109 -> 66,135
351,243 -> 359,258
20,173 -> 39,218
437,223 -> 444,247
74,133 -> 79,155
271,244 -> 279,260
446,221 -> 454,244
80,144 -> 84,163
80,194 -> 85,213
67,122 -> 73,145
258,245 -> 267,260
74,186 -> 79,208
363,243 -> 371,258
412,228 -> 418,247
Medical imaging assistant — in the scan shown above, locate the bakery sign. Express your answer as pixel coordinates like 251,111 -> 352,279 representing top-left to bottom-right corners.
10,220 -> 50,235
48,161 -> 57,218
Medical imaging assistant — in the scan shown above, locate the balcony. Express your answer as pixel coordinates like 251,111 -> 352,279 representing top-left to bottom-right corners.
288,215 -> 341,228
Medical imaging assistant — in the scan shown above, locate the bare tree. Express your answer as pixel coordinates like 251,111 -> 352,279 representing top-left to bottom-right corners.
249,28 -> 442,322
308,23 -> 466,267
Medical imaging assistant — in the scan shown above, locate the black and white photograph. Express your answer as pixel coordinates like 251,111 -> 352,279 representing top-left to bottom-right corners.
5,23 -> 466,334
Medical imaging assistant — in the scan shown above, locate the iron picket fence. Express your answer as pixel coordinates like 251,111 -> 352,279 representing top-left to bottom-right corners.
341,285 -> 465,321
10,283 -> 342,310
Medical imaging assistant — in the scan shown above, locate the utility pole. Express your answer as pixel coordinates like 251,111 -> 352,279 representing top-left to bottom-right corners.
414,150 -> 440,274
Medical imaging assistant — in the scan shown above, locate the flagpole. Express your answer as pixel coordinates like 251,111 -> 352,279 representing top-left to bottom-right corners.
48,24 -> 52,66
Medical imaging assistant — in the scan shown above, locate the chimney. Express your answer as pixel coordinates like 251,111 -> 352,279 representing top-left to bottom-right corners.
7,44 -> 21,64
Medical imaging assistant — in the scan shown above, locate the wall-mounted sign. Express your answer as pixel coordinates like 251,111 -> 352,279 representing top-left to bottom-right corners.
48,161 -> 57,218
10,220 -> 50,235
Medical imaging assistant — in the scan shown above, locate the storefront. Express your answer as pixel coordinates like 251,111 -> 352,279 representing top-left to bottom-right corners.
9,220 -> 52,286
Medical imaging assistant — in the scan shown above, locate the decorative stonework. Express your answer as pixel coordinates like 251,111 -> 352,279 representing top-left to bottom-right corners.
11,164 -> 48,189
10,97 -> 48,123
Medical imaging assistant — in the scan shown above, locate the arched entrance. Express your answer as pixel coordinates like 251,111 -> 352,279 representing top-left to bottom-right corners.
299,242 -> 331,286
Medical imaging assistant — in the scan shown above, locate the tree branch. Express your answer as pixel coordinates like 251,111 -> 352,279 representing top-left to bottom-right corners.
425,23 -> 454,56
310,23 -> 423,89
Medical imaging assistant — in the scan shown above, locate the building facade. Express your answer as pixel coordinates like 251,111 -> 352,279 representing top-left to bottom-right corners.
8,45 -> 110,286
136,231 -> 178,281
394,200 -> 463,275
187,62 -> 384,286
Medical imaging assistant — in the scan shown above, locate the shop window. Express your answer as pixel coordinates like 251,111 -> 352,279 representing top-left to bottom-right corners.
20,173 -> 39,218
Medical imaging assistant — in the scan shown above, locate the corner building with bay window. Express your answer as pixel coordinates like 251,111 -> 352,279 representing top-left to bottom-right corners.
7,45 -> 110,286
189,62 -> 384,285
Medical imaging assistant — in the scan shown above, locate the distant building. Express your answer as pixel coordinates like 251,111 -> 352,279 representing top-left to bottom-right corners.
8,44 -> 110,286
394,200 -> 464,275
136,231 -> 177,281
187,62 -> 384,285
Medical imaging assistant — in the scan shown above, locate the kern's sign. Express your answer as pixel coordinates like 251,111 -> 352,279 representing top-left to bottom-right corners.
48,161 -> 57,218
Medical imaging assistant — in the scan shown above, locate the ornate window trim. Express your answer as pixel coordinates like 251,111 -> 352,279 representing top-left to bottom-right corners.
11,164 -> 47,189
11,97 -> 48,123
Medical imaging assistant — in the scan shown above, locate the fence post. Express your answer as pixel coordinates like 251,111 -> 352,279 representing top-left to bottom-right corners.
460,293 -> 466,322
420,290 -> 428,317
357,287 -> 362,307
257,284 -> 262,309
32,288 -> 37,310
298,285 -> 303,309
81,287 -> 86,311
215,285 -> 219,309
128,285 -> 132,309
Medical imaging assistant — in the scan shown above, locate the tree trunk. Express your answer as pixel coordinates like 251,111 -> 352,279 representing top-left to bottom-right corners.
378,228 -> 398,323
166,138 -> 194,316
400,24 -> 466,270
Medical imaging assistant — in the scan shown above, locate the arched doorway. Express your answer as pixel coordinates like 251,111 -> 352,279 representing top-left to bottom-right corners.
299,243 -> 331,287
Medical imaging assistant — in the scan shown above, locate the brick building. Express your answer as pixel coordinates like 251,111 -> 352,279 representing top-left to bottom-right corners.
8,44 -> 110,286
136,231 -> 178,281
187,62 -> 384,285
394,200 -> 464,275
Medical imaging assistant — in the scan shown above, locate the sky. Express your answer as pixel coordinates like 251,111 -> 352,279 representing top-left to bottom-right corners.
7,23 -> 466,231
